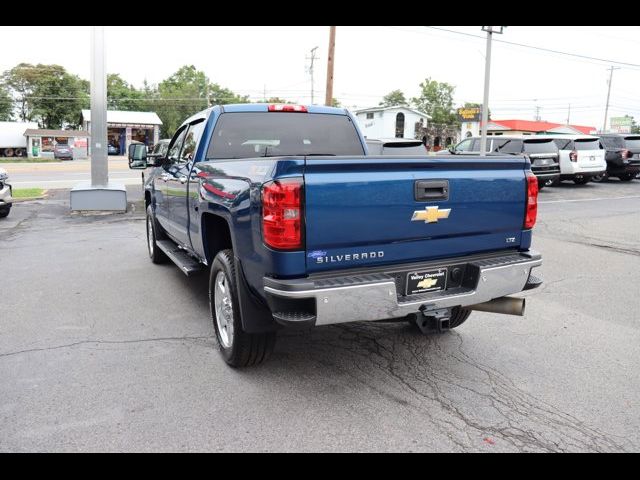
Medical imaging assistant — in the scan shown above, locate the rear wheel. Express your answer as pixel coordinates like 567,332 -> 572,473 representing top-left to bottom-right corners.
0,205 -> 10,218
210,249 -> 276,367
591,173 -> 607,182
573,177 -> 590,185
619,173 -> 634,182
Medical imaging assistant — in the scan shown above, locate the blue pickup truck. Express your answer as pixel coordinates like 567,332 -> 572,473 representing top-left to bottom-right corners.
128,103 -> 542,367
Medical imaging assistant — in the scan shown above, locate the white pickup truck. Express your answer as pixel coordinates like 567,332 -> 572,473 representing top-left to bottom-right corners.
540,135 -> 607,185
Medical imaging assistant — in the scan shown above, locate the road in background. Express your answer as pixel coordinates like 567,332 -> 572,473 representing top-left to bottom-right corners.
0,180 -> 638,452
2,157 -> 143,189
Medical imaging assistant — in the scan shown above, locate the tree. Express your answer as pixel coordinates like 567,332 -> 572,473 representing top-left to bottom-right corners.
411,78 -> 458,126
29,65 -> 88,128
331,98 -> 341,108
379,90 -> 408,107
2,63 -> 40,121
0,83 -> 12,120
107,73 -> 144,111
155,65 -> 248,137
2,63 -> 87,128
261,96 -> 292,104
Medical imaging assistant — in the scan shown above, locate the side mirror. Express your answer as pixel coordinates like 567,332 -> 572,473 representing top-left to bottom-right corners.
128,144 -> 147,169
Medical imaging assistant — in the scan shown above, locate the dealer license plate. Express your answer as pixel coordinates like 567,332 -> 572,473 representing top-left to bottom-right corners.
406,268 -> 448,295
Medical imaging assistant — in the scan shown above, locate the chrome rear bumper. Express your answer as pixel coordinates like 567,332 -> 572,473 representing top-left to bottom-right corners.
264,251 -> 542,326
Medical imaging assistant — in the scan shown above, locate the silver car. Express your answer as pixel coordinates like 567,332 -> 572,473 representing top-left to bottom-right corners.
0,168 -> 12,218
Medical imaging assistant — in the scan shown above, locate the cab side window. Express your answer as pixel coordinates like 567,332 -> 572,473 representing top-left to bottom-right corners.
167,127 -> 188,163
180,120 -> 206,163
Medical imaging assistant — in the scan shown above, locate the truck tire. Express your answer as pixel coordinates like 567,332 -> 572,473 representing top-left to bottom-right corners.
618,173 -> 634,182
0,205 -> 10,218
4,148 -> 14,157
210,249 -> 276,367
146,205 -> 168,264
573,177 -> 590,185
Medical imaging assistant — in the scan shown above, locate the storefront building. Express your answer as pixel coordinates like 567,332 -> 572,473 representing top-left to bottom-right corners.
80,110 -> 162,155
24,129 -> 90,159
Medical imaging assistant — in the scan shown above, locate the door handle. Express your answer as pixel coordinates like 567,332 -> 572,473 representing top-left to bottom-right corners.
179,175 -> 188,184
415,180 -> 449,201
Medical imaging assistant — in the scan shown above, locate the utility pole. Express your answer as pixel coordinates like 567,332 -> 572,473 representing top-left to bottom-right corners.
534,104 -> 541,121
479,26 -> 503,156
306,46 -> 319,104
325,26 -> 336,107
567,103 -> 571,125
603,66 -> 620,133
206,78 -> 211,107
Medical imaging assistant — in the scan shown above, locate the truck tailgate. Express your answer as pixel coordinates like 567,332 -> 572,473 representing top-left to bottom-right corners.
304,156 -> 527,273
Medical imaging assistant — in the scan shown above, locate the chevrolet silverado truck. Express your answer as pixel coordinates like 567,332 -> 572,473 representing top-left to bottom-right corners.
129,104 -> 543,367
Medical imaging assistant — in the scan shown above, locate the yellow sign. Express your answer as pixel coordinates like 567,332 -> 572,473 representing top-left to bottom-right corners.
411,206 -> 451,224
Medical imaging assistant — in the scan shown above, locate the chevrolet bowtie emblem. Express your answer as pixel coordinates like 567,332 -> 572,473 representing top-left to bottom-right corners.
411,206 -> 451,223
417,278 -> 438,289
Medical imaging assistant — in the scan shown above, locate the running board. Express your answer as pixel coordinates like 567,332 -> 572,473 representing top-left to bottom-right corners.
156,240 -> 204,276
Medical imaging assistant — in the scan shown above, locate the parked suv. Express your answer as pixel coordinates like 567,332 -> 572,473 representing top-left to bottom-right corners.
537,135 -> 606,185
0,167 -> 12,218
448,136 -> 560,188
595,134 -> 640,182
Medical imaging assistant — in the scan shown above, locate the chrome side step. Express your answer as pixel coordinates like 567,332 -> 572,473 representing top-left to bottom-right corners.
156,240 -> 204,276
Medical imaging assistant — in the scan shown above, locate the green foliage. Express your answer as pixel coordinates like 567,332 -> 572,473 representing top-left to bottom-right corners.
331,98 -> 342,108
155,65 -> 248,137
2,63 -> 87,128
379,90 -> 408,107
262,97 -> 292,104
412,78 -> 458,126
107,73 -> 144,111
0,83 -> 12,120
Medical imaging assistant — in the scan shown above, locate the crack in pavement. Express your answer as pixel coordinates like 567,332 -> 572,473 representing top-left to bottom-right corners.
0,335 -> 216,359
277,323 -> 631,452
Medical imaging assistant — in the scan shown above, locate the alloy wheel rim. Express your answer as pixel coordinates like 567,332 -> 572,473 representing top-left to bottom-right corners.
214,271 -> 234,348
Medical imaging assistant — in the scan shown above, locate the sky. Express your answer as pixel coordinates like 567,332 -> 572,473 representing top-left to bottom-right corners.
3,25 -> 640,130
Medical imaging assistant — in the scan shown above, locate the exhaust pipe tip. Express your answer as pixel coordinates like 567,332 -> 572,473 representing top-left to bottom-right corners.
467,296 -> 526,316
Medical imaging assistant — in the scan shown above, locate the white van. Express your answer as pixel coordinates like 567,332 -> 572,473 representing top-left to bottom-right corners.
537,135 -> 606,185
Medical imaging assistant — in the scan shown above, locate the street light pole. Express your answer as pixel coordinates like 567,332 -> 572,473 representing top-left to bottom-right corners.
70,26 -> 127,211
603,66 -> 620,133
479,26 -> 504,157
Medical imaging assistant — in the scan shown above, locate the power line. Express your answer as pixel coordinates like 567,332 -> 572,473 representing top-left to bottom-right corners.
422,26 -> 640,69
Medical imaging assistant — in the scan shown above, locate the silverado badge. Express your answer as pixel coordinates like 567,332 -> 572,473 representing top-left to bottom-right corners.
416,277 -> 438,289
411,206 -> 451,223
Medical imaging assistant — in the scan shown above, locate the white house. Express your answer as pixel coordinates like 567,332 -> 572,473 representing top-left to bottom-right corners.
354,106 -> 431,140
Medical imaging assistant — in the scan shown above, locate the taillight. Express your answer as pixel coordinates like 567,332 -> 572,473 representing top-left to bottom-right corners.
621,149 -> 631,159
569,150 -> 578,162
268,104 -> 308,112
524,171 -> 538,230
262,178 -> 304,250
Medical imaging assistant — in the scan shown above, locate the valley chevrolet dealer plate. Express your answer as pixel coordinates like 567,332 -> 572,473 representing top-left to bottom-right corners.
406,268 -> 448,295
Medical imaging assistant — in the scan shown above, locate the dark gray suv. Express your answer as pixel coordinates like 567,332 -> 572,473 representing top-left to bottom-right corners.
595,134 -> 640,182
449,136 -> 561,188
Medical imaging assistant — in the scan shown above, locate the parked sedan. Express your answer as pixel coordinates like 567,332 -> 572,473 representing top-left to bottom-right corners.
53,144 -> 73,160
107,144 -> 119,155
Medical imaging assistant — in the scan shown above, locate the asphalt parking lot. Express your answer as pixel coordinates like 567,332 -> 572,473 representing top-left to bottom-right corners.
1,180 -> 639,452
